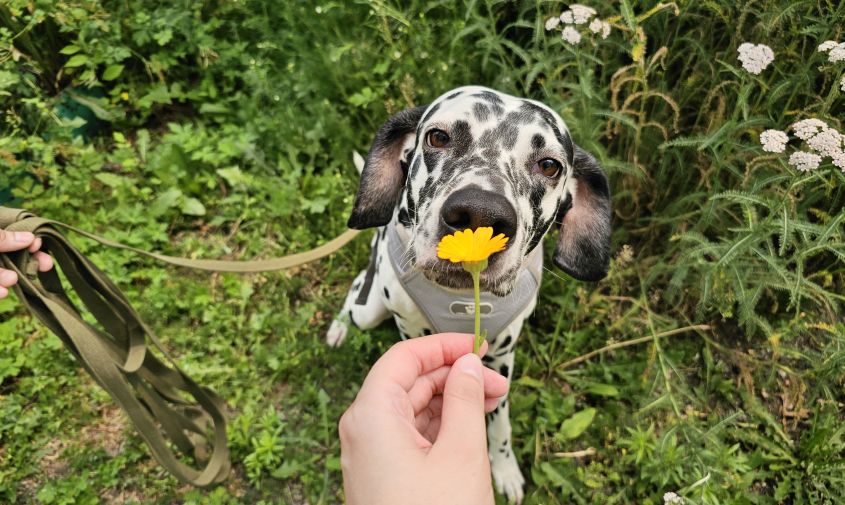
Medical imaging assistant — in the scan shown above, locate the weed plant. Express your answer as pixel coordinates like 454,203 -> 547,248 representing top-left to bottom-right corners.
1,1 -> 844,503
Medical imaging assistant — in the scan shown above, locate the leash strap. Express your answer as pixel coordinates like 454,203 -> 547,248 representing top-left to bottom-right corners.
0,206 -> 360,486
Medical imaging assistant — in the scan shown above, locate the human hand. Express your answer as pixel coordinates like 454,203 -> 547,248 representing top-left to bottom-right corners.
339,332 -> 509,505
0,229 -> 54,299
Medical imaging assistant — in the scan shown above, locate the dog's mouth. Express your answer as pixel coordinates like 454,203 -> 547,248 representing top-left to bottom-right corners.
417,256 -> 518,296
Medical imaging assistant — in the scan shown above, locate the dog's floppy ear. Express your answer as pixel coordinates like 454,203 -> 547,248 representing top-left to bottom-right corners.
348,105 -> 428,229
553,145 -> 612,281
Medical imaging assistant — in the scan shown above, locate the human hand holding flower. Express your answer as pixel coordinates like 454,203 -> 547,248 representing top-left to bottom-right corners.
339,333 -> 509,505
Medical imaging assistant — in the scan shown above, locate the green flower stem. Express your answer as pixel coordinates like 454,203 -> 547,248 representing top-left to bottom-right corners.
462,259 -> 488,355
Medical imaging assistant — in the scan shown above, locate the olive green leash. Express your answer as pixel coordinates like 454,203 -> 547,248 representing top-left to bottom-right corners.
0,206 -> 360,486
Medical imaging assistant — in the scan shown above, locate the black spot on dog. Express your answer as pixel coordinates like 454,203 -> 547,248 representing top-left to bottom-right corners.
422,327 -> 432,335
421,102 -> 441,124
499,364 -> 510,378
451,120 -> 474,158
499,448 -> 506,454
500,335 -> 512,348
473,102 -> 490,122
383,287 -> 390,300
482,355 -> 494,365
531,134 -> 545,150
446,90 -> 463,100
397,207 -> 411,227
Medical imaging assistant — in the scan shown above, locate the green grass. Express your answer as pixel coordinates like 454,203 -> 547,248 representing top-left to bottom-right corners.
1,0 -> 844,503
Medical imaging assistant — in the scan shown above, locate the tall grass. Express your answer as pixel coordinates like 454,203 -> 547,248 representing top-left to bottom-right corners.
1,0 -> 844,503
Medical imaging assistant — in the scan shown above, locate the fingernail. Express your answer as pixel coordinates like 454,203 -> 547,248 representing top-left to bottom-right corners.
456,353 -> 483,381
14,231 -> 34,243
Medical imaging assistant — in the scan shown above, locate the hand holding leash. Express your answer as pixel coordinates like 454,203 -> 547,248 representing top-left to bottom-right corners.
0,229 -> 53,298
339,332 -> 508,505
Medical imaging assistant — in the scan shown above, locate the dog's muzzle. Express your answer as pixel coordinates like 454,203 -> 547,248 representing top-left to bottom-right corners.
439,185 -> 518,244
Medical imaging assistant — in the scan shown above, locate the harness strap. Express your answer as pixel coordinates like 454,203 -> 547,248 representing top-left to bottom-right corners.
0,206 -> 361,486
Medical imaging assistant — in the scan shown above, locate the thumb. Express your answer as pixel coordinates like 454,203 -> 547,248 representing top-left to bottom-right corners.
434,353 -> 488,454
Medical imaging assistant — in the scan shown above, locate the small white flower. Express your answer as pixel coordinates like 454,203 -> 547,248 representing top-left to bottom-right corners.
840,75 -> 845,92
760,129 -> 789,153
545,16 -> 561,31
788,151 -> 822,172
589,18 -> 603,34
831,150 -> 845,172
791,118 -> 828,140
600,20 -> 611,39
828,43 -> 845,62
570,4 -> 597,24
737,43 -> 775,75
562,26 -> 582,45
663,492 -> 683,505
560,10 -> 574,24
806,127 -> 843,157
819,40 -> 838,52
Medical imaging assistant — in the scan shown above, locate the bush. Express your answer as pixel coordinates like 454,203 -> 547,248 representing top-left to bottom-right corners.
1,1 -> 843,503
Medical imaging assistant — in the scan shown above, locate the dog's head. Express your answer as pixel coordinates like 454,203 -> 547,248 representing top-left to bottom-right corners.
348,86 -> 611,295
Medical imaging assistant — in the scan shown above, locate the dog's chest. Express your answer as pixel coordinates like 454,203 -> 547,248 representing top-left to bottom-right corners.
374,225 -> 543,341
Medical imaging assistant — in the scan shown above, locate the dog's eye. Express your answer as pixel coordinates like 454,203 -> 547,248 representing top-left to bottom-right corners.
535,158 -> 562,178
427,129 -> 450,148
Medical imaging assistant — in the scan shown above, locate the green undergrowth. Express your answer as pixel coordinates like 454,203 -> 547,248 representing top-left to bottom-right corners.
1,0 -> 843,503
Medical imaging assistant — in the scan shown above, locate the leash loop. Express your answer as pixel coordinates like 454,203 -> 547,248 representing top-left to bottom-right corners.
0,206 -> 361,486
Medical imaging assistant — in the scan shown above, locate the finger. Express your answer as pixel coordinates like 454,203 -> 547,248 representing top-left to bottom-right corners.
0,268 -> 18,288
27,237 -> 42,253
33,251 -> 54,272
432,353 -> 488,455
409,365 -> 509,415
361,333 -> 489,395
0,286 -> 8,299
0,230 -> 35,252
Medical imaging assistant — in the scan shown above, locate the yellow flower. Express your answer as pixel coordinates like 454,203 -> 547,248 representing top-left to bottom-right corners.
437,227 -> 509,263
120,92 -> 129,101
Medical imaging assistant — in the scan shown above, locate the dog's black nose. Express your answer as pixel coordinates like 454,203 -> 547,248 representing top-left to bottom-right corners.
440,185 -> 518,241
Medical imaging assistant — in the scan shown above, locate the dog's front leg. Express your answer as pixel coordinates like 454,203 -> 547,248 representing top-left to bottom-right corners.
484,321 -> 527,503
326,229 -> 391,346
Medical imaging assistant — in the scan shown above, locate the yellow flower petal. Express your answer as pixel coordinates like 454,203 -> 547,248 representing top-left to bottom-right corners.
436,226 -> 509,263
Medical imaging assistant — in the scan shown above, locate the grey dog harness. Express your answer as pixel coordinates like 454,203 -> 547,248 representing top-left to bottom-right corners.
387,223 -> 542,338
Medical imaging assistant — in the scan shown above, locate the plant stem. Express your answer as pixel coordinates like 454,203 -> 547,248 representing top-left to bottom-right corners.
472,268 -> 481,354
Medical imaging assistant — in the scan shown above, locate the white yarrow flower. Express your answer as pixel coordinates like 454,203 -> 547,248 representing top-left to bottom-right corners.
806,127 -> 843,157
570,4 -> 597,24
840,75 -> 845,92
663,492 -> 683,505
562,26 -> 582,45
818,40 -> 838,52
589,18 -> 603,34
791,118 -> 828,140
760,129 -> 789,153
600,20 -> 611,39
560,10 -> 574,24
788,151 -> 822,172
737,43 -> 775,75
545,16 -> 561,31
828,43 -> 845,63
831,150 -> 845,172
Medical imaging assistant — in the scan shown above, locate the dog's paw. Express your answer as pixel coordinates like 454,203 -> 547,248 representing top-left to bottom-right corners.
491,454 -> 525,504
326,319 -> 348,347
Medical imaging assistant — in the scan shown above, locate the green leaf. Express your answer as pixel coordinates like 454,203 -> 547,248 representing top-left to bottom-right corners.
102,64 -> 125,81
181,197 -> 207,216
65,54 -> 89,68
585,383 -> 619,397
559,408 -> 596,439
151,187 -> 183,215
94,172 -> 125,188
59,44 -> 80,55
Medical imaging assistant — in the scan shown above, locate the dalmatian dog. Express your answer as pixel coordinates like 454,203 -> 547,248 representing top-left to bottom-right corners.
327,86 -> 611,502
